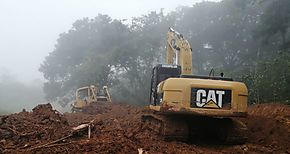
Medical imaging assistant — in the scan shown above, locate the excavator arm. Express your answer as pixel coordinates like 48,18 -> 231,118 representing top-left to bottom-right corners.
166,28 -> 193,75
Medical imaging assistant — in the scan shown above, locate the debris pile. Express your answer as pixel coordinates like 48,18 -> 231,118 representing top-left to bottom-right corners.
0,103 -> 70,153
0,102 -> 289,153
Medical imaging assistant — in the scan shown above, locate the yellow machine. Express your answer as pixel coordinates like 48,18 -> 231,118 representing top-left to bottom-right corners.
71,85 -> 112,112
142,28 -> 248,144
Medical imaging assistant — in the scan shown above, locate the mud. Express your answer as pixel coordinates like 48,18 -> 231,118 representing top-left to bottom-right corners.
0,103 -> 289,154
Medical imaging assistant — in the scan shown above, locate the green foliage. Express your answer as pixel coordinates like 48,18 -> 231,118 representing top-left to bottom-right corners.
40,12 -> 168,105
40,0 -> 290,106
255,0 -> 290,51
242,52 -> 290,104
40,14 -> 132,101
173,0 -> 261,74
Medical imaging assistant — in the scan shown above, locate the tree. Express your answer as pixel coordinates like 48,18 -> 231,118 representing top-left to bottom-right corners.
40,0 -> 290,105
255,0 -> 290,51
110,11 -> 170,104
39,14 -> 131,101
172,1 -> 261,76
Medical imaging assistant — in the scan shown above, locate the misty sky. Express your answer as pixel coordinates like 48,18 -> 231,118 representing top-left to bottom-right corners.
0,0 -> 204,83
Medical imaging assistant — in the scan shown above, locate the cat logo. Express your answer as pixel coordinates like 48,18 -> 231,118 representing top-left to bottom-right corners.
195,89 -> 225,108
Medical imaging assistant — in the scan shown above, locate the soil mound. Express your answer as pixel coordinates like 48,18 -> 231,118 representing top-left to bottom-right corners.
0,103 -> 70,153
242,103 -> 290,153
0,102 -> 289,153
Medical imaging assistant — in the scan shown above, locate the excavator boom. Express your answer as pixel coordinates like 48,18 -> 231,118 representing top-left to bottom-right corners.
166,28 -> 193,74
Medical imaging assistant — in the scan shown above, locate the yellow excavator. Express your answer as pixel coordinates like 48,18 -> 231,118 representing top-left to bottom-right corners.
71,85 -> 112,113
142,28 -> 248,144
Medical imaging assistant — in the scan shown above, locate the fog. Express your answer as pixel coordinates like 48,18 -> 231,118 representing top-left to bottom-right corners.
0,0 -> 197,83
0,69 -> 44,114
0,0 -> 200,113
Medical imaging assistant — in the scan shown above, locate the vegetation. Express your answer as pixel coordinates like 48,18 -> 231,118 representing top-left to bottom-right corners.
40,0 -> 290,105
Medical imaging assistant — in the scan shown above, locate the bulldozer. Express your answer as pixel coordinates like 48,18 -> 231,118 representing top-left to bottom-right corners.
71,85 -> 112,113
142,28 -> 248,144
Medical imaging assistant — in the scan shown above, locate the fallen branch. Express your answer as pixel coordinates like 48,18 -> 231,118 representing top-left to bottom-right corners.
27,120 -> 95,151
36,142 -> 72,149
2,127 -> 20,136
28,134 -> 72,151
71,119 -> 94,139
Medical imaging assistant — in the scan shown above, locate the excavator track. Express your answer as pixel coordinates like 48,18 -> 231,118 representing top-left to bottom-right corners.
141,110 -> 248,144
142,112 -> 189,141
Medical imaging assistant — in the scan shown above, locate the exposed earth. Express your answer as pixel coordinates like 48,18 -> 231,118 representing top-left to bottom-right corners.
0,102 -> 289,154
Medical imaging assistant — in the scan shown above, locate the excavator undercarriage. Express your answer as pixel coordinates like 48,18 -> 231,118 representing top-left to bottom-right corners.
142,110 -> 248,144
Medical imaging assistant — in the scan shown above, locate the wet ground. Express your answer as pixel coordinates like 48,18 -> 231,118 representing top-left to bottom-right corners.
0,103 -> 289,153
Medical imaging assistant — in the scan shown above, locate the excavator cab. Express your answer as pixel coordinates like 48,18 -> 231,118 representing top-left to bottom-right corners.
150,64 -> 181,105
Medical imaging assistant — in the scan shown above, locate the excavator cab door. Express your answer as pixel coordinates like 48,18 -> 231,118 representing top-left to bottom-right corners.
150,64 -> 181,105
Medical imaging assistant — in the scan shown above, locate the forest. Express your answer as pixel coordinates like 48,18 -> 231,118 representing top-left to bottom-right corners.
39,0 -> 290,106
